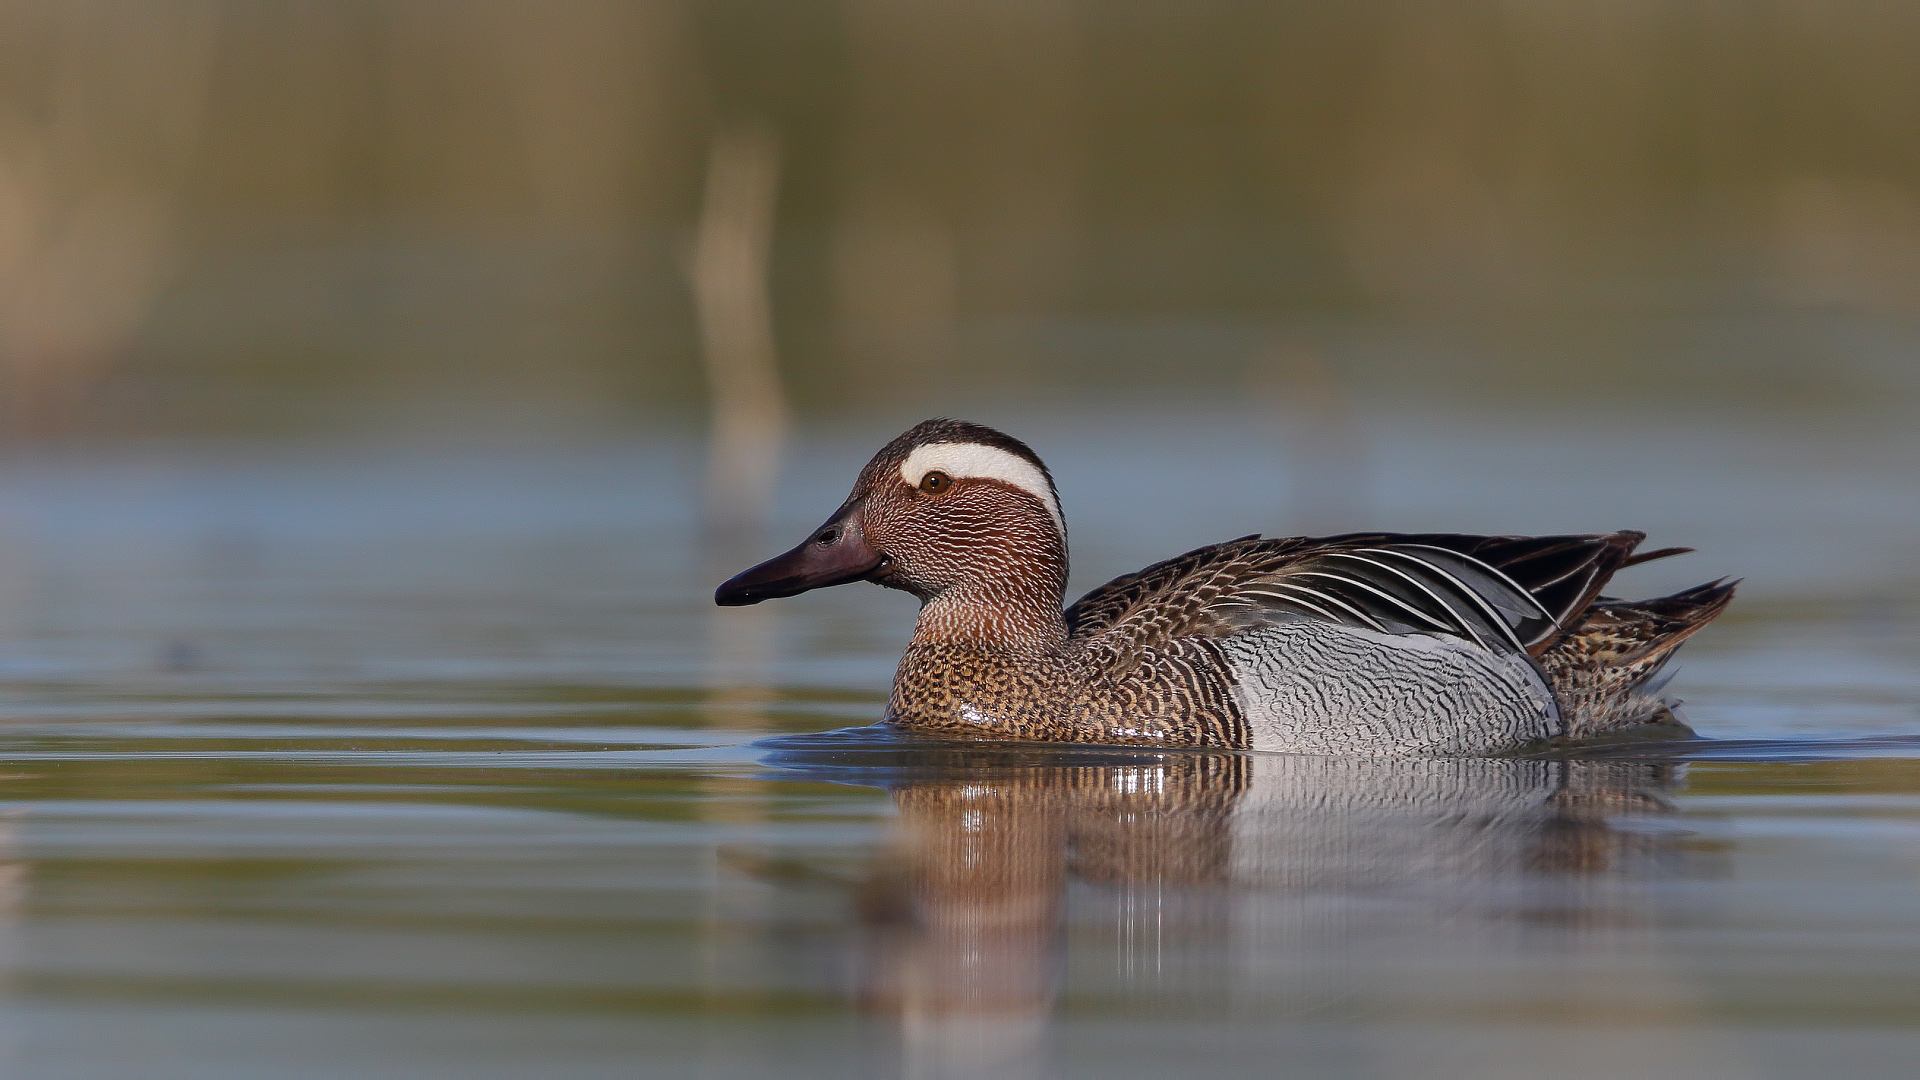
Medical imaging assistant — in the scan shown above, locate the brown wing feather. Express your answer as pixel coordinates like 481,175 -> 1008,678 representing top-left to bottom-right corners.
1064,535 -> 1305,645
1066,530 -> 1665,659
1066,535 -> 1273,638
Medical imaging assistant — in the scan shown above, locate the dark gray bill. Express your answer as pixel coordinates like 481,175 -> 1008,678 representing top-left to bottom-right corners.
713,506 -> 886,606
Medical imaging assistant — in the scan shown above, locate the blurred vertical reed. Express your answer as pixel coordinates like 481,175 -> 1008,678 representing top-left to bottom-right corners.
0,1 -> 217,441
693,123 -> 787,539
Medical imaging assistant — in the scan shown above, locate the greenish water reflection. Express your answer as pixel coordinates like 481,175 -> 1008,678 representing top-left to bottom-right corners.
2,713 -> 1918,1079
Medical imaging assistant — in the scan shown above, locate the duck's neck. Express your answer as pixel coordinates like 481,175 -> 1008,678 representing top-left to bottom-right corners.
910,566 -> 1068,653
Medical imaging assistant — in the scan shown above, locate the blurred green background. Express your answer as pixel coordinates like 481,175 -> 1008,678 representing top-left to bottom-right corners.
0,0 -> 1916,440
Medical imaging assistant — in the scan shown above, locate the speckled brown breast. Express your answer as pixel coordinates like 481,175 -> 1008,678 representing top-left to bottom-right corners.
886,638 -> 1248,747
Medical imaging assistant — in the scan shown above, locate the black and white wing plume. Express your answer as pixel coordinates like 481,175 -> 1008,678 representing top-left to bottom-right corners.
1213,543 -> 1559,654
1066,530 -> 1675,659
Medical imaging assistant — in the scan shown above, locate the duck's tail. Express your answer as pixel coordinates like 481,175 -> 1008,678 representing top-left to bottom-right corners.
1540,578 -> 1738,740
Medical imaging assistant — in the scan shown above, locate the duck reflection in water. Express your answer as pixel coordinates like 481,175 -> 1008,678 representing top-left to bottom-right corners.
760,739 -> 1694,1078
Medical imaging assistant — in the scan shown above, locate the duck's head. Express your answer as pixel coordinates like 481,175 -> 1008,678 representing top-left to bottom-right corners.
715,418 -> 1065,608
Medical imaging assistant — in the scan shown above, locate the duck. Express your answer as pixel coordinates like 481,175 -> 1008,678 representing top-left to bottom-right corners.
714,418 -> 1735,755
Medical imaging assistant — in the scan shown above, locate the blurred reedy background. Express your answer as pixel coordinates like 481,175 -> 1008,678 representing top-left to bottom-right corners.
0,0 -> 1916,442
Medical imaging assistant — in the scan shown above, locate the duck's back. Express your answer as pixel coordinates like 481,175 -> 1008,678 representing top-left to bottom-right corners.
1066,530 -> 1732,754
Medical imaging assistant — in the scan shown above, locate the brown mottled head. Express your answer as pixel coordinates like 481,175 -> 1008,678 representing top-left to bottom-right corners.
715,418 -> 1066,608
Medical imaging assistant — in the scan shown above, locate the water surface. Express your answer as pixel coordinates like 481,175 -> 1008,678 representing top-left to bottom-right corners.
0,412 -> 1915,1078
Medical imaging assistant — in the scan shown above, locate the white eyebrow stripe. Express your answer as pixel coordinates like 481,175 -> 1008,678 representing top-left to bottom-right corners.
899,442 -> 1064,536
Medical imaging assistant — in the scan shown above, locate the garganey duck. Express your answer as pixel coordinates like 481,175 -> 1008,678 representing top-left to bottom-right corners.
715,419 -> 1735,755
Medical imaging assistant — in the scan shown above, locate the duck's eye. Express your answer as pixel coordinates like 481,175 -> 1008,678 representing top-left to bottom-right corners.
919,471 -> 953,495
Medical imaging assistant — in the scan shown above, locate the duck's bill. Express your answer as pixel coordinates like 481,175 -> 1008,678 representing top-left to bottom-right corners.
713,513 -> 887,606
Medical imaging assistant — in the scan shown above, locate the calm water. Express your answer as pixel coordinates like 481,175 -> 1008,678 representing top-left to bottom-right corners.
0,410 -> 1916,1078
